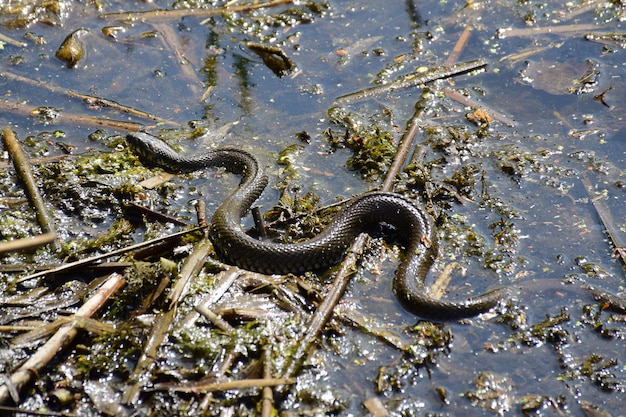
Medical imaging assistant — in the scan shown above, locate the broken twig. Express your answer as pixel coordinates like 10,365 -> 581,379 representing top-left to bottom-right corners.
179,266 -> 242,328
153,22 -> 204,95
0,71 -> 179,126
2,128 -> 60,251
335,59 -> 487,103
151,377 -> 295,393
581,175 -> 626,268
15,225 -> 207,284
445,26 -> 473,66
381,105 -> 423,191
0,32 -> 26,48
122,308 -> 176,405
280,233 -> 368,379
261,344 -> 275,417
0,100 -> 144,131
496,23 -> 597,38
0,273 -> 125,405
0,233 -> 57,255
443,87 -> 517,127
98,0 -> 293,23
167,238 -> 213,308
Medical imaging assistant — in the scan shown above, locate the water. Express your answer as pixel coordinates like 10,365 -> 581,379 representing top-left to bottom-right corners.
0,0 -> 625,415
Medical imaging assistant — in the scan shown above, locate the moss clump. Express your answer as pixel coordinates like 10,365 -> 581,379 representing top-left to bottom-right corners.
325,107 -> 397,181
264,188 -> 336,243
75,323 -> 145,380
375,322 -> 452,394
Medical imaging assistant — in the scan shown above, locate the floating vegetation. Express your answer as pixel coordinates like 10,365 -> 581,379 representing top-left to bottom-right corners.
263,186 -> 333,243
465,371 -> 514,415
585,31 -> 626,49
55,28 -> 89,68
508,309 -> 571,349
519,59 -> 600,95
245,42 -> 297,77
325,107 -> 397,181
0,0 -> 73,28
218,1 -> 328,43
375,321 -> 452,395
75,323 -> 146,380
400,124 -> 529,276
38,137 -> 146,227
560,353 -> 625,393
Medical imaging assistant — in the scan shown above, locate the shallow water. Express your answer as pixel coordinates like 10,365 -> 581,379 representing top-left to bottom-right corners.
0,0 -> 625,415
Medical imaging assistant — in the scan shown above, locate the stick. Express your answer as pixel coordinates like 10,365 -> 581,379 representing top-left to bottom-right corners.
0,405 -> 72,416
496,23 -> 598,38
0,154 -> 69,170
334,59 -> 487,104
0,33 -> 26,48
124,235 -> 214,404
251,207 -> 268,238
98,0 -> 293,22
0,71 -> 179,126
0,273 -> 125,405
2,128 -> 60,251
280,233 -> 368,379
193,199 -> 208,229
15,225 -> 207,284
153,22 -> 203,96
443,87 -> 517,127
0,233 -> 57,255
151,377 -> 296,393
178,266 -> 242,328
195,305 -> 234,332
445,26 -> 472,66
381,106 -> 422,191
167,238 -> 213,308
261,345 -> 274,417
122,308 -> 176,404
125,202 -> 187,226
0,99 -> 145,132
11,316 -> 114,347
581,176 -> 626,268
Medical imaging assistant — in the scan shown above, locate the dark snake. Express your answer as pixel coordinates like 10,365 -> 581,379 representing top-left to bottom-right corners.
127,131 -> 510,319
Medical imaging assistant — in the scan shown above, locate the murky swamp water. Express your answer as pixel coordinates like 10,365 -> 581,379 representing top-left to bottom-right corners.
0,0 -> 625,416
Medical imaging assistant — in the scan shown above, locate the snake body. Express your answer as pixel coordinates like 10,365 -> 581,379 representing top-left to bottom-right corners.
127,132 -> 509,319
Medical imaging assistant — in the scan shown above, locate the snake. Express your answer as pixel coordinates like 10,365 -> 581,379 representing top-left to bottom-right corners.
126,131 -> 510,319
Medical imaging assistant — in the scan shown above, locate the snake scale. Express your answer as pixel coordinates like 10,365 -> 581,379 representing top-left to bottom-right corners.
127,131 -> 510,319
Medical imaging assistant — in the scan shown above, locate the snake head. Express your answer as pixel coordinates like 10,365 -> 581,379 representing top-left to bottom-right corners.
126,132 -> 162,160
126,131 -> 182,171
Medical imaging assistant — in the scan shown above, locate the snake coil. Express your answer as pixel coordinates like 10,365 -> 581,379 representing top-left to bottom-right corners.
127,132 -> 509,319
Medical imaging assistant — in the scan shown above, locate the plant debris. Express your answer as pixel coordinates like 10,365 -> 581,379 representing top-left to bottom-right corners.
519,59 -> 600,95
